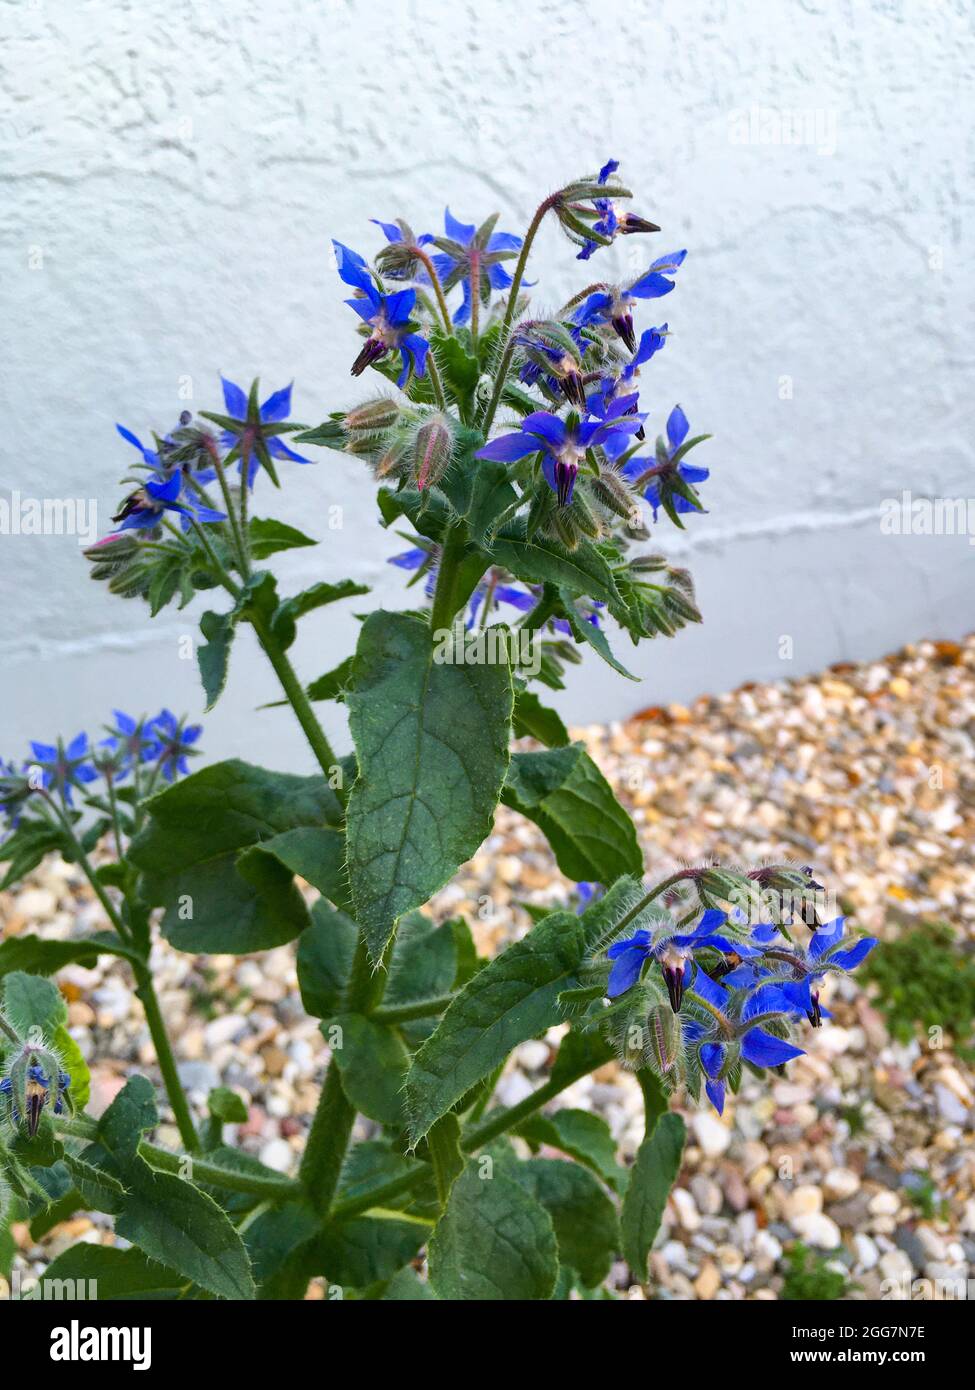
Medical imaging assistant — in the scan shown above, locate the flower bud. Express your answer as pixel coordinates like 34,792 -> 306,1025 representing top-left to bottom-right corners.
647,1004 -> 683,1074
412,415 -> 453,491
343,398 -> 401,434
83,532 -> 139,562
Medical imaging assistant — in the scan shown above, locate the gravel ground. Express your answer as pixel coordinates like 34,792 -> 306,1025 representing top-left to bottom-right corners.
4,634 -> 975,1299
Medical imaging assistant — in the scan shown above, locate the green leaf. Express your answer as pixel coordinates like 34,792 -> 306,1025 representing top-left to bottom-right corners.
307,655 -> 356,703
516,1109 -> 626,1194
489,523 -> 625,613
207,1087 -> 248,1125
0,821 -> 69,889
2,971 -> 67,1036
296,900 -> 359,1020
329,1014 -> 409,1126
63,1152 -> 127,1215
502,745 -> 642,882
512,688 -> 570,746
558,586 -> 639,680
249,517 -> 317,560
98,1075 -> 158,1162
432,335 -> 481,422
314,1216 -> 426,1288
345,611 -> 512,962
513,1157 -> 620,1288
271,579 -> 370,651
404,911 -> 586,1143
428,1161 -> 559,1300
197,609 -> 237,711
40,1244 -> 185,1299
243,1200 -> 319,1299
620,1111 -> 686,1277
381,1266 -> 437,1300
0,937 -> 102,979
130,760 -> 339,953
384,911 -> 457,1010
115,1169 -> 256,1301
53,1024 -> 90,1109
238,825 -> 348,904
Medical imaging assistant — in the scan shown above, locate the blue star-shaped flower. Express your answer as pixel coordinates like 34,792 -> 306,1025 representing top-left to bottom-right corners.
621,405 -> 710,520
574,252 -> 687,350
110,473 -> 226,533
476,404 -> 644,507
334,241 -> 430,388
146,709 -> 202,783
28,734 -> 98,806
576,159 -> 660,261
430,209 -> 523,324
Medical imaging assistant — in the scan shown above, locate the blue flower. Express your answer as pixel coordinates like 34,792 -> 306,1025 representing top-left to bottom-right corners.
514,323 -> 590,407
28,734 -> 98,806
429,209 -> 523,324
575,159 -> 660,261
574,251 -> 687,350
115,423 -> 163,471
621,405 -> 710,520
1,1063 -> 71,1134
606,908 -> 757,1010
100,711 -> 159,782
110,473 -> 227,533
726,918 -> 878,1028
683,974 -> 805,1114
334,241 -> 430,388
476,405 -> 644,507
203,378 -> 314,490
575,881 -> 604,914
371,217 -> 436,280
146,710 -> 202,783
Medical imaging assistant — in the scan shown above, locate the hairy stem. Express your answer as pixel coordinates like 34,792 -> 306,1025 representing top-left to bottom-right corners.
480,193 -> 558,434
425,350 -> 448,412
413,248 -> 454,336
371,993 -> 455,1025
428,520 -> 467,631
132,960 -> 200,1151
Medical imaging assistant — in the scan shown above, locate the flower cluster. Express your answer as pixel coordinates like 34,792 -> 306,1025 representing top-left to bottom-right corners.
602,906 -> 877,1114
2,709 -> 203,834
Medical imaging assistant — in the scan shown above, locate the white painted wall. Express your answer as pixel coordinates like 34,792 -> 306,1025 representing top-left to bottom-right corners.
2,0 -> 972,770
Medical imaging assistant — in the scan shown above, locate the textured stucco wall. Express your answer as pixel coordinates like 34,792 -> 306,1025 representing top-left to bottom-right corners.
1,0 -> 972,767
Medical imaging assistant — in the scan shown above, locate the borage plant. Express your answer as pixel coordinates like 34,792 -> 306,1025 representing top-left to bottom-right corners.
0,162 -> 876,1302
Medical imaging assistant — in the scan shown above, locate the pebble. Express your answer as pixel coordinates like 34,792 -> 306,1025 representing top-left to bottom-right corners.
824,1167 -> 861,1201
692,1111 -> 731,1157
258,1138 -> 294,1174
791,1213 -> 842,1249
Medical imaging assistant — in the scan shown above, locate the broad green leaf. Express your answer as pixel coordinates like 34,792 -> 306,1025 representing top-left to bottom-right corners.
428,1161 -> 558,1301
40,1244 -> 185,1299
502,745 -> 642,882
271,579 -> 370,650
336,1140 -> 431,1215
329,1013 -> 409,1126
248,516 -> 317,560
405,911 -> 586,1143
384,911 -> 457,1010
313,1216 -> 427,1289
243,1200 -> 319,1300
296,900 -> 358,1020
53,1024 -> 90,1109
516,1109 -> 626,1193
237,825 -> 348,904
0,937 -> 101,979
549,1026 -> 616,1087
63,1152 -> 127,1214
620,1111 -> 685,1277
115,1168 -> 256,1301
2,971 -> 67,1036
345,612 -> 512,962
512,688 -> 570,747
513,1157 -> 620,1288
130,760 -> 339,953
